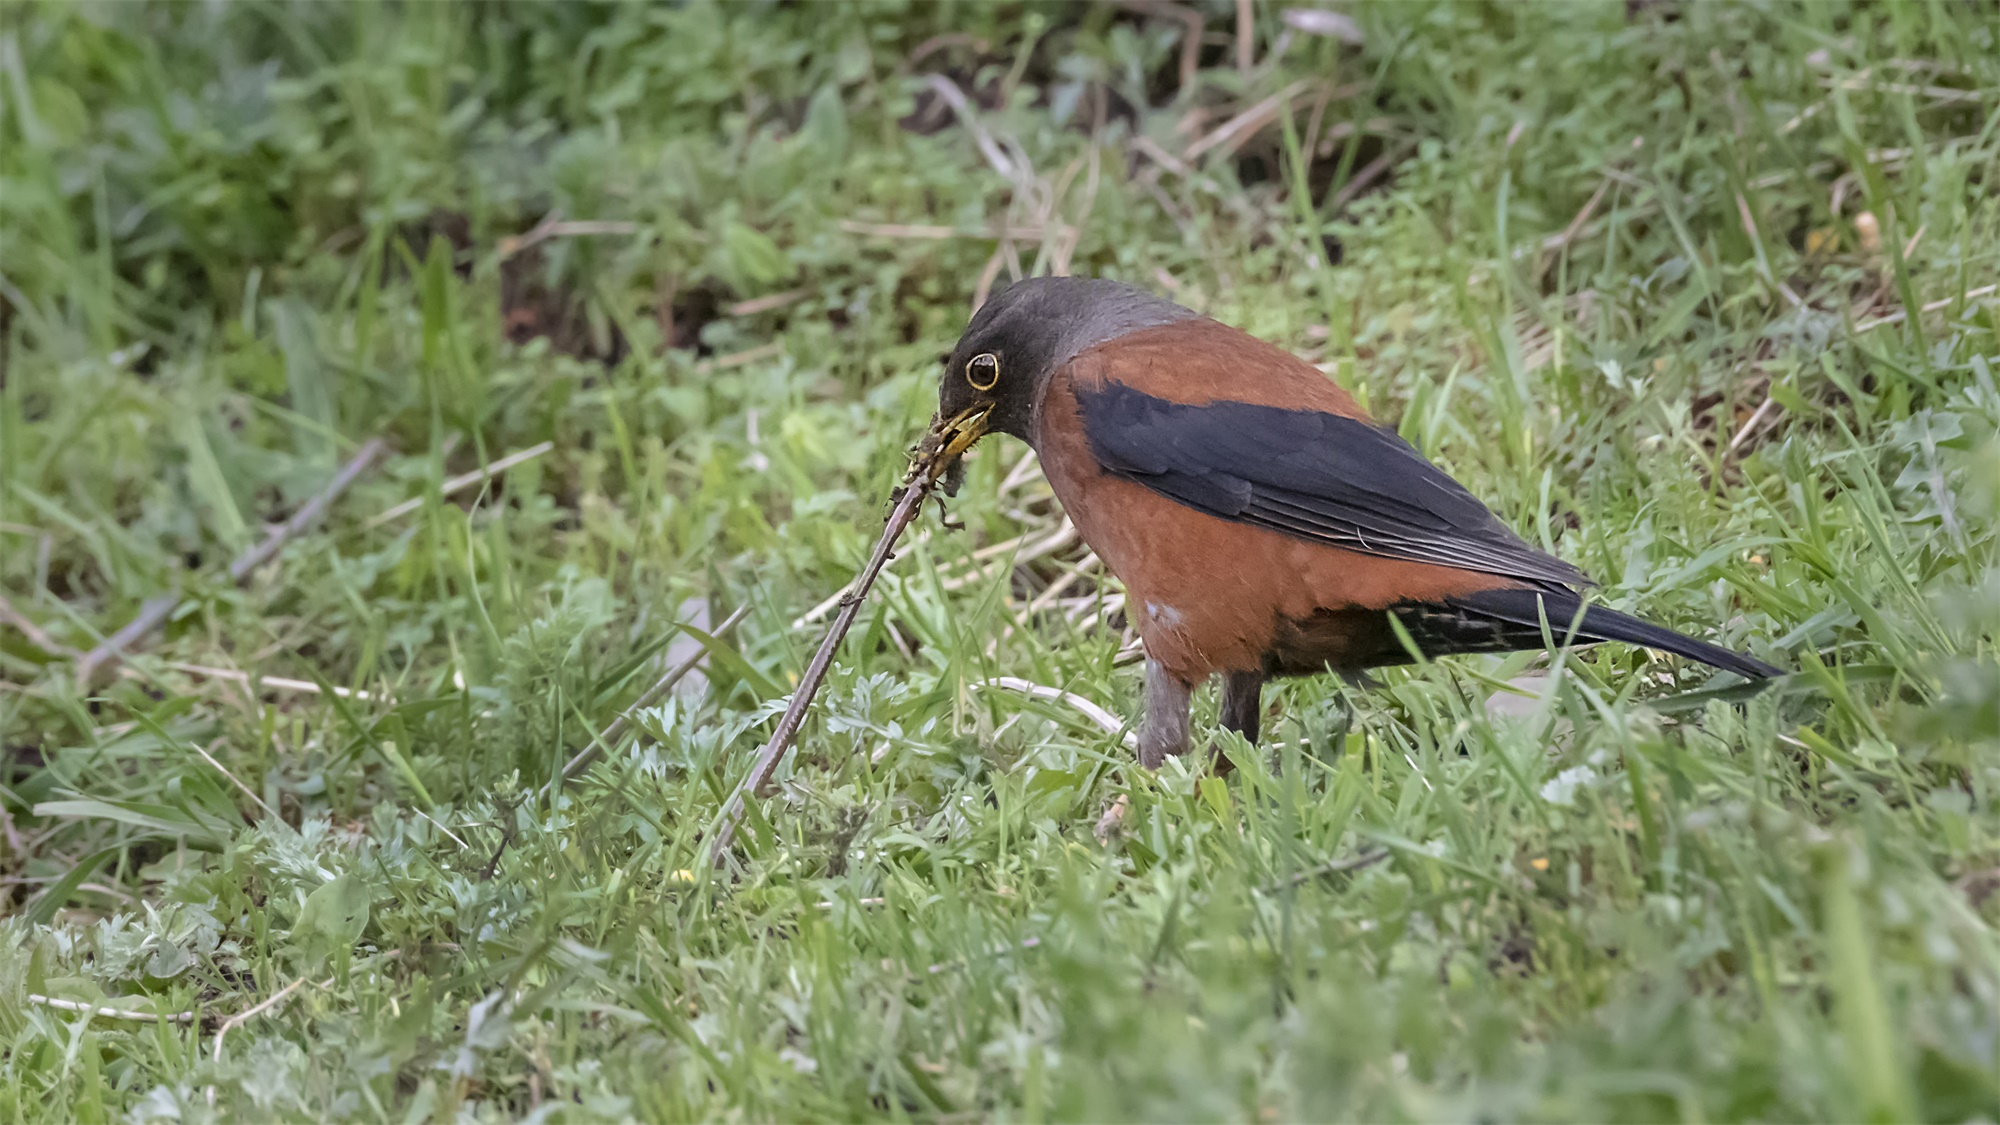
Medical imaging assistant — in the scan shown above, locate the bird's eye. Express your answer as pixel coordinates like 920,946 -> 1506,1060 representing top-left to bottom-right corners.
965,352 -> 1001,391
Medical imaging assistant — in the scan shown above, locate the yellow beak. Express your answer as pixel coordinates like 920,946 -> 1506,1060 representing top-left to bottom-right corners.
907,404 -> 991,485
937,404 -> 991,457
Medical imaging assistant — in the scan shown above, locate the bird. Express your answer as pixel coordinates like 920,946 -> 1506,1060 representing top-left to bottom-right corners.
935,276 -> 1782,768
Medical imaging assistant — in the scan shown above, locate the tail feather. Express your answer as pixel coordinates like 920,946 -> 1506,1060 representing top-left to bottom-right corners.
1448,587 -> 1783,681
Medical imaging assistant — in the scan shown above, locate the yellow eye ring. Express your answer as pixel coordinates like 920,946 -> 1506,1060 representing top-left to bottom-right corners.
966,352 -> 1000,391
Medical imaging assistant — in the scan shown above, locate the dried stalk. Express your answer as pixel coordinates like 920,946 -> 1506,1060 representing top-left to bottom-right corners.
75,438 -> 389,689
710,411 -> 983,864
969,677 -> 1135,748
26,993 -> 196,1024
367,440 -> 553,528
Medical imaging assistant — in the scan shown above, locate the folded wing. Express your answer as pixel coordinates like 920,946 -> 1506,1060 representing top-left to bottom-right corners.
1076,381 -> 1590,589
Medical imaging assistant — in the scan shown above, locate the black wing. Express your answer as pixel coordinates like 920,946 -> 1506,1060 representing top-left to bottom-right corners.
1075,381 -> 1591,588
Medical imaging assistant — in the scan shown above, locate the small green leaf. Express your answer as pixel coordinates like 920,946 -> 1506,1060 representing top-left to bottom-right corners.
800,85 -> 848,162
720,221 -> 790,290
292,874 -> 371,961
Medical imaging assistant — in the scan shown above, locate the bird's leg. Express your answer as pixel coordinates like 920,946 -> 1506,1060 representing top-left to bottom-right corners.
1211,670 -> 1265,774
1219,671 -> 1264,743
1137,659 -> 1193,769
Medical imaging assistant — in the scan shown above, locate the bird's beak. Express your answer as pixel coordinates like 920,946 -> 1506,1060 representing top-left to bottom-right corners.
936,403 -> 991,458
907,403 -> 991,493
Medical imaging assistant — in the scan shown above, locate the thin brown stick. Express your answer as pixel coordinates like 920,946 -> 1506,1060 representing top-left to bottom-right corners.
795,506 -> 1063,631
75,438 -> 389,689
544,605 -> 751,796
792,529 -> 933,629
711,463 -> 951,865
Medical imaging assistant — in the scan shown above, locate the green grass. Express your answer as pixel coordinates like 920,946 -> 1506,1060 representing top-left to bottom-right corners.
2,1 -> 1998,1120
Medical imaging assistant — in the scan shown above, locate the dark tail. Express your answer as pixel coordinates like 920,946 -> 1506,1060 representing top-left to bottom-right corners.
1446,587 -> 1783,681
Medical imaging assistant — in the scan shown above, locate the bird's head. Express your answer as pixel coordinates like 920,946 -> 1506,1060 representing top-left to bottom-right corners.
938,276 -> 1195,448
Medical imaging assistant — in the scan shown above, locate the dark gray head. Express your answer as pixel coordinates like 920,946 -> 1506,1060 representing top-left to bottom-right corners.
939,277 -> 1196,443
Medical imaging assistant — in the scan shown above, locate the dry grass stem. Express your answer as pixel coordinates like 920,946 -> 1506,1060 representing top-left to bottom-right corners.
970,676 -> 1136,748
75,438 -> 390,688
368,441 -> 555,528
27,994 -> 197,1024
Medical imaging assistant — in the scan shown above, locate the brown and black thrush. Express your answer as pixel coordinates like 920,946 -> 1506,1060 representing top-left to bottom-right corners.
936,276 -> 1782,767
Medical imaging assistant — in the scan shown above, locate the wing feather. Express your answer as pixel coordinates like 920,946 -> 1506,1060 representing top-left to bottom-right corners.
1076,382 -> 1590,588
